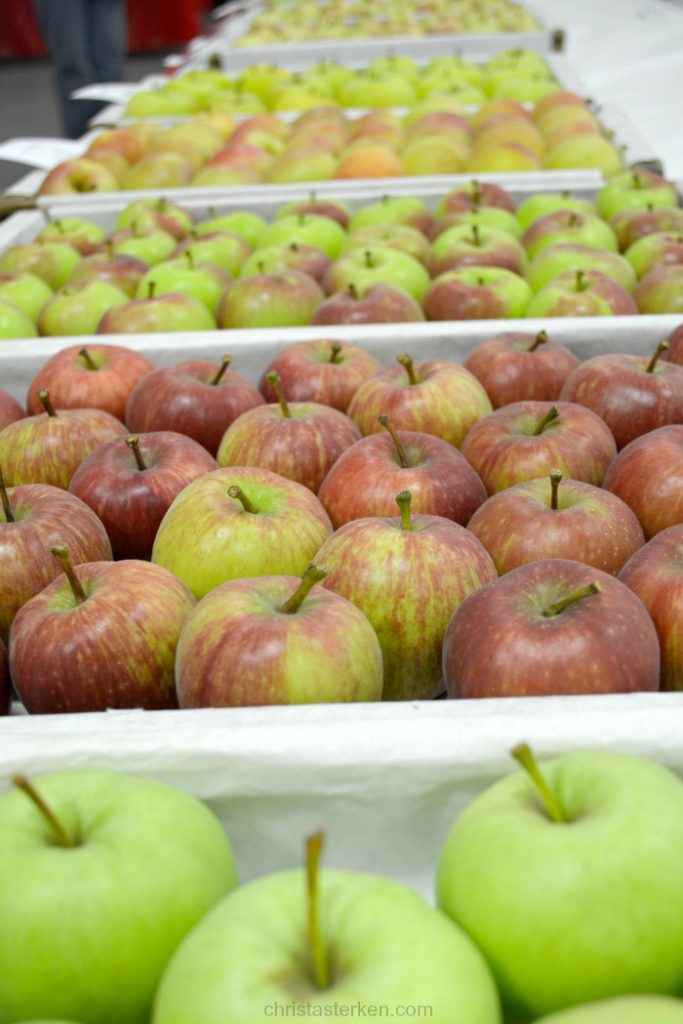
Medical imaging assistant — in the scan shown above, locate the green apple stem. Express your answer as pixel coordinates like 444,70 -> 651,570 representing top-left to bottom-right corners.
185,251 -> 195,269
280,564 -> 327,614
645,339 -> 669,373
528,330 -> 548,352
329,341 -> 343,365
210,355 -> 232,386
633,172 -> 643,189
574,270 -> 588,293
78,347 -> 98,371
12,773 -> 77,848
209,51 -> 223,70
306,830 -> 330,991
0,466 -> 14,523
550,469 -> 562,510
543,581 -> 601,618
379,415 -> 409,467
51,545 -> 87,604
228,485 -> 258,515
470,179 -> 482,206
347,283 -> 359,300
265,371 -> 291,418
568,213 -> 579,227
38,389 -> 57,417
106,239 -> 114,259
396,353 -> 418,386
396,489 -> 412,531
364,250 -> 375,269
126,435 -> 147,471
533,406 -> 559,435
147,282 -> 156,300
511,744 -> 566,824
470,224 -> 481,247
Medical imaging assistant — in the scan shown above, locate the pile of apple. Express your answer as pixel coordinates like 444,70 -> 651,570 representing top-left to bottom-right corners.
234,0 -> 541,45
1,314 -> 682,715
5,745 -> 683,1023
3,170 -> 682,341
125,50 -> 560,118
37,89 -> 626,193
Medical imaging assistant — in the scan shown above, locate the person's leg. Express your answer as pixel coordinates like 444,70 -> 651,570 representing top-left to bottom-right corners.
33,0 -> 95,138
88,0 -> 127,86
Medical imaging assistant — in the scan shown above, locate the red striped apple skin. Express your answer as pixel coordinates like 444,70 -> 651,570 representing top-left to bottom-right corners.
603,425 -> 683,539
463,331 -> 579,408
0,639 -> 8,715
317,512 -> 496,700
10,560 -> 195,713
443,559 -> 660,698
0,484 -> 112,643
176,575 -> 383,707
258,339 -> 382,412
620,525 -> 683,690
0,389 -> 24,431
462,401 -> 617,494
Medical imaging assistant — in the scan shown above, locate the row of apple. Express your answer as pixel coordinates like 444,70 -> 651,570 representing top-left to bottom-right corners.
2,172 -> 681,340
125,49 -> 560,118
37,89 -> 626,195
7,745 -> 683,1023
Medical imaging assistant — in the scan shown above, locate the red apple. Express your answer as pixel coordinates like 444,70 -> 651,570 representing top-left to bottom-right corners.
69,431 -> 217,560
67,253 -> 149,298
610,207 -> 683,251
429,223 -> 526,277
0,637 -> 8,715
443,558 -> 660,697
635,265 -> 683,314
97,292 -> 217,333
521,210 -> 618,259
559,340 -> 683,448
241,243 -> 331,283
125,356 -> 265,457
217,270 -> 324,329
436,181 -> 516,216
463,330 -> 579,408
424,266 -> 532,320
665,323 -> 683,365
38,158 -> 119,195
275,198 -> 351,228
0,389 -> 24,430
461,401 -> 617,494
312,283 -> 425,325
525,269 -> 638,317
603,425 -> 683,538
258,339 -> 381,412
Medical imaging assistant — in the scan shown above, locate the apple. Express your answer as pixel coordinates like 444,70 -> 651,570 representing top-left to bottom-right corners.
126,357 -> 265,457
0,388 -> 24,430
0,768 -> 236,1020
115,198 -> 194,240
522,211 -> 618,260
217,372 -> 361,494
341,224 -> 431,265
334,143 -> 404,180
636,265 -> 683,313
533,995 -> 683,1023
97,292 -> 217,334
152,466 -> 333,599
0,390 -> 127,489
316,490 -> 496,700
625,231 -> 683,279
258,339 -> 381,412
0,272 -> 53,323
432,206 -> 522,242
516,193 -> 598,230
543,134 -> 622,175
525,244 -> 637,294
0,476 -> 111,643
67,252 -> 148,299
312,282 -> 425,325
347,196 -> 432,236
217,270 -> 324,329
430,223 -> 526,276
240,243 -> 331,283
560,341 -> 683,448
400,134 -> 470,176
596,170 -> 680,220
525,269 -> 638,317
424,267 -> 532,320
171,232 -> 251,277
275,198 -> 350,229
69,432 -> 217,561
323,246 -> 431,303
468,469 -> 644,575
120,152 -> 195,190
37,281 -> 129,337
195,211 -> 267,248
0,298 -> 37,340
462,401 -> 617,493
464,330 -> 579,407
603,425 -> 683,538
191,165 -> 261,188
38,218 -> 106,256
0,636 -> 8,715
666,324 -> 683,365
349,353 -> 492,448
87,126 -> 146,163
610,207 -> 683,251
258,214 -> 347,260
136,258 -> 231,316
0,242 -> 81,290
38,157 -> 119,195
435,180 -> 516,216
104,226 -> 178,268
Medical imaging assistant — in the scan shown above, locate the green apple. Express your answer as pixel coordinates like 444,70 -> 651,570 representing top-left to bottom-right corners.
437,746 -> 683,1021
171,231 -> 251,277
348,196 -> 431,235
125,88 -> 201,117
543,135 -> 623,176
258,215 -> 347,259
0,298 -> 38,340
339,72 -> 418,108
400,134 -> 470,175
38,218 -> 106,255
596,170 -> 680,221
0,273 -> 52,323
0,768 -> 237,1023
522,211 -> 619,259
526,244 -> 637,293
38,281 -> 129,336
517,193 -> 599,230
0,242 -> 81,290
109,226 -> 177,266
115,199 -> 195,240
324,245 -> 431,302
341,223 -> 431,264
534,996 -> 683,1023
195,212 -> 267,249
625,231 -> 683,279
135,258 -> 231,315
424,266 -> 533,319
434,206 -> 523,240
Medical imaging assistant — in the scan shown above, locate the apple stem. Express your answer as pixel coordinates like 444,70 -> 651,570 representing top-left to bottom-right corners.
78,347 -> 98,371
210,355 -> 232,386
511,744 -> 566,824
126,435 -> 147,471
51,545 -> 87,605
12,773 -> 77,848
280,564 -> 327,614
645,339 -> 669,373
364,249 -> 375,269
305,830 -> 330,991
290,242 -> 299,253
543,581 -> 601,618
329,341 -> 343,364
471,179 -> 482,206
38,389 -> 57,417
528,330 -> 548,352
265,371 -> 291,418
147,282 -> 156,300
471,224 -> 481,247
633,172 -> 643,189
257,260 -> 265,274
568,212 -> 579,227
347,283 -> 359,300
0,465 -> 14,523
396,489 -> 412,531
228,484 -> 258,514
574,270 -> 588,292
533,406 -> 559,435
185,251 -> 194,269
549,469 -> 562,510
379,415 -> 408,468
396,353 -> 418,386
106,239 -> 114,259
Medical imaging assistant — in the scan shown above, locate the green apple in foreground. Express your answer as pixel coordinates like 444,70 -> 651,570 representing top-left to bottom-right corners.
534,995 -> 683,1023
153,834 -> 500,1024
437,747 -> 683,1021
0,769 -> 237,1024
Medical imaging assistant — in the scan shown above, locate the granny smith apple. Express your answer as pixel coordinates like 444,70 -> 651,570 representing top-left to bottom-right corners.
596,170 -> 680,221
534,995 -> 683,1023
0,272 -> 53,322
0,298 -> 38,340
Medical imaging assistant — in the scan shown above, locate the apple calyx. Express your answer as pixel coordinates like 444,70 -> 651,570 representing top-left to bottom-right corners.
126,435 -> 147,471
379,414 -> 409,467
574,270 -> 589,293
329,341 -> 343,365
528,330 -> 548,352
227,484 -> 259,515
306,830 -> 330,990
38,389 -> 57,417
12,773 -> 78,848
543,581 -> 601,618
397,353 -> 419,386
511,743 -> 566,824
549,469 -> 563,510
396,489 -> 413,531
567,212 -> 579,227
265,371 -> 291,419
280,564 -> 327,614
533,405 -> 560,435
0,466 -> 14,523
210,355 -> 232,386
51,545 -> 87,605
645,339 -> 669,374
78,346 -> 99,371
